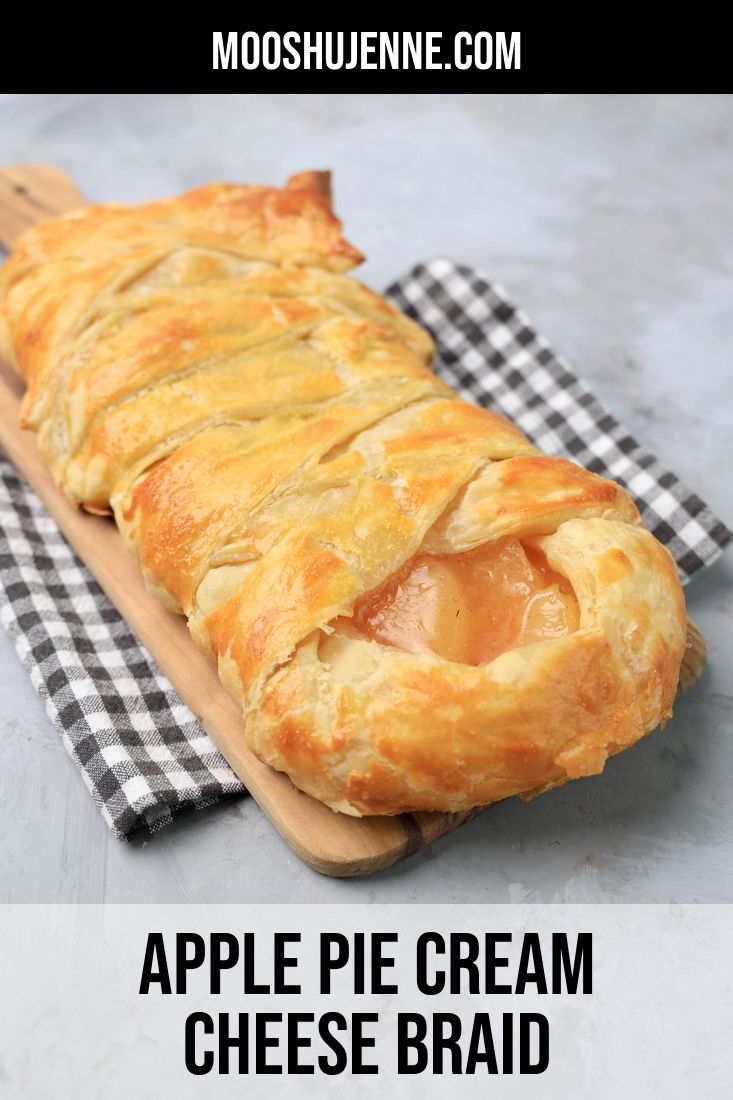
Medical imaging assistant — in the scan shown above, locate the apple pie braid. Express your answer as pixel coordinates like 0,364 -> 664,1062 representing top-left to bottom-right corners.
0,172 -> 687,815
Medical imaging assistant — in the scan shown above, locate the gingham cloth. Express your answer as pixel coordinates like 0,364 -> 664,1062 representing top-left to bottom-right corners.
0,256 -> 729,839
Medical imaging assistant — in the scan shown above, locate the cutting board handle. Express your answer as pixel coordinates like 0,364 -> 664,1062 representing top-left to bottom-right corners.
0,163 -> 86,251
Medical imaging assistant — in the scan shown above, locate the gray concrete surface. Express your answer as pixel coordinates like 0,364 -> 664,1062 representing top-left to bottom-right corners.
0,93 -> 731,903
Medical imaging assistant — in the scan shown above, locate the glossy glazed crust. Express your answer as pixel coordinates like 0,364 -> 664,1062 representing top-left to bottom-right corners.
0,173 -> 687,815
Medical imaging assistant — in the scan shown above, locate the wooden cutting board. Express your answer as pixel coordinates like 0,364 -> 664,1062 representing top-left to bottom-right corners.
0,164 -> 707,877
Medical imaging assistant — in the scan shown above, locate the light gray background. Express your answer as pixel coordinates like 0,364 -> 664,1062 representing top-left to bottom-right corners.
3,904 -> 729,1097
1,93 -> 731,903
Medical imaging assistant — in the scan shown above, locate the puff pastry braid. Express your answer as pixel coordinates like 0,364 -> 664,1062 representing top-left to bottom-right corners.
0,172 -> 687,816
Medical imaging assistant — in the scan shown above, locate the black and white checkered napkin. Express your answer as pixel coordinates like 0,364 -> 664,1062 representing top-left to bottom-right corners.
0,256 -> 729,839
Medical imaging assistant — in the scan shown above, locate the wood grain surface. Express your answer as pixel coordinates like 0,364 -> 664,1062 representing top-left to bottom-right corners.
0,163 -> 707,878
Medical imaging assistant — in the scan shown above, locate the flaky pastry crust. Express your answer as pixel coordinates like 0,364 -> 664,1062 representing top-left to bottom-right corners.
0,172 -> 687,816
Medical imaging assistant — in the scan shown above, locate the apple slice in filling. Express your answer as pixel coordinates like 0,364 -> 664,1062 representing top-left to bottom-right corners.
350,537 -> 579,666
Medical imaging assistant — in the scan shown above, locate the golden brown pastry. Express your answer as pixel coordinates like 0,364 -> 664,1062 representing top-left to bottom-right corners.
0,172 -> 687,815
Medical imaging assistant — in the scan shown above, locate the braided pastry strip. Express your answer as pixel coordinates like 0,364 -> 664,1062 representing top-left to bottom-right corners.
0,172 -> 686,816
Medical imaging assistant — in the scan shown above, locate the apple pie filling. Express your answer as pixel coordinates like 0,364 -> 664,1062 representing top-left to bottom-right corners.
350,537 -> 579,666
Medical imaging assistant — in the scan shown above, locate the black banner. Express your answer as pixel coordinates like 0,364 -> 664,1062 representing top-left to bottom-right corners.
3,23 -> 730,91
